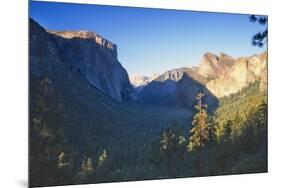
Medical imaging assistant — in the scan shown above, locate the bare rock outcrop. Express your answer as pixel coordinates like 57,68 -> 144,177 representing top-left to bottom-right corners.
205,52 -> 267,98
198,52 -> 235,80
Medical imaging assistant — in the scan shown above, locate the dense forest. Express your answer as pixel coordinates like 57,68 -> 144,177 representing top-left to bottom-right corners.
147,81 -> 267,178
30,76 -> 267,187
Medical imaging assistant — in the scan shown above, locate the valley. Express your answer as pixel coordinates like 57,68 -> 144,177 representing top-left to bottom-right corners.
29,17 -> 267,187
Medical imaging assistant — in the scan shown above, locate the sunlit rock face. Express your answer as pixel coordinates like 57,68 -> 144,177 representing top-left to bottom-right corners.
137,50 -> 267,107
198,52 -> 235,80
30,18 -> 132,101
204,52 -> 267,98
130,75 -> 151,88
48,30 -> 117,57
259,62 -> 268,92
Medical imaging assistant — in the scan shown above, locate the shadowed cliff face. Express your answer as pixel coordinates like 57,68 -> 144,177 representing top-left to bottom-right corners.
138,80 -> 178,105
30,18 -> 132,102
175,73 -> 218,111
138,68 -> 212,106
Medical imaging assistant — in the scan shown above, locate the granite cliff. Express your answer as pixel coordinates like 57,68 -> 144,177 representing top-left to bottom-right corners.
30,18 -> 267,105
30,18 -> 132,101
203,52 -> 267,98
198,52 -> 235,80
138,68 -> 209,106
136,51 -> 267,108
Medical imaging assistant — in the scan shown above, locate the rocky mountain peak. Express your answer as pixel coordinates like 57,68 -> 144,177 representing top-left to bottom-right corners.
129,74 -> 159,88
203,52 -> 219,63
219,52 -> 231,58
205,52 -> 267,98
198,52 -> 235,79
154,68 -> 189,82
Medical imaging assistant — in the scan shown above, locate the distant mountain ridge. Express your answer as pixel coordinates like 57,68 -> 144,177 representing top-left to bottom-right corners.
138,67 -> 210,107
129,74 -> 159,93
30,18 -> 267,106
135,51 -> 267,107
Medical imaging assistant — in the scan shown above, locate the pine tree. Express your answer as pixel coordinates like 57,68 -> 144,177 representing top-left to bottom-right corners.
160,128 -> 176,154
249,15 -> 268,47
30,78 -> 75,186
187,92 -> 210,175
187,92 -> 209,152
240,100 -> 267,154
33,78 -> 61,134
98,149 -> 107,167
58,151 -> 71,168
79,157 -> 94,181
223,120 -> 233,142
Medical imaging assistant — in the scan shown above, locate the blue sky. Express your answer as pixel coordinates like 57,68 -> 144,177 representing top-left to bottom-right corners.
30,1 -> 267,76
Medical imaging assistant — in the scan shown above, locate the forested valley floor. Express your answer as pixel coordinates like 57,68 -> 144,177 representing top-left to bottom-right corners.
30,75 -> 267,187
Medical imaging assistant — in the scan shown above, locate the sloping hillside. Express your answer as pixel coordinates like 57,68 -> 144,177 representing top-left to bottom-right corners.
29,18 -> 192,187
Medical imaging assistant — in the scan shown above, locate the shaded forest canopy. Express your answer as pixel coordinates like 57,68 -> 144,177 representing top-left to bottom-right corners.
30,74 -> 267,187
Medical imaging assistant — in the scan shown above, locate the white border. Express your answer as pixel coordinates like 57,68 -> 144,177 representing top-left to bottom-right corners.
1,0 -> 280,188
